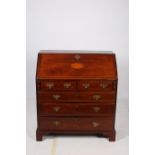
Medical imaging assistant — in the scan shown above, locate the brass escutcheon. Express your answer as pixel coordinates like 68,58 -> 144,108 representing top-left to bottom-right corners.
74,54 -> 80,60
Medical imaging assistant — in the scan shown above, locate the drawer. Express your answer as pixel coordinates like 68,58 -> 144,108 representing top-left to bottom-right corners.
38,80 -> 76,91
39,103 -> 115,116
39,117 -> 113,131
38,92 -> 115,102
78,80 -> 114,91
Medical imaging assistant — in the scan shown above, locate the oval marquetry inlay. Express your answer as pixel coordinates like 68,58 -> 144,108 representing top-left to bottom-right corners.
71,63 -> 84,69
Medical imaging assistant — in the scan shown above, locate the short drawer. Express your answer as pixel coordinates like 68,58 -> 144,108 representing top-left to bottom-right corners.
78,80 -> 114,91
37,92 -> 115,102
38,80 -> 76,91
39,117 -> 113,131
39,103 -> 115,116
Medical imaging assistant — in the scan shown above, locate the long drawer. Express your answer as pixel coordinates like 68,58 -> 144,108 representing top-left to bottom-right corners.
39,117 -> 113,131
37,92 -> 115,102
39,103 -> 115,116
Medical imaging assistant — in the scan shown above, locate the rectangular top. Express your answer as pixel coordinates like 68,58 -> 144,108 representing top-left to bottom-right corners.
36,51 -> 118,80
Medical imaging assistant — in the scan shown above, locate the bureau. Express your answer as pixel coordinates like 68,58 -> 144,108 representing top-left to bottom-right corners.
36,51 -> 118,141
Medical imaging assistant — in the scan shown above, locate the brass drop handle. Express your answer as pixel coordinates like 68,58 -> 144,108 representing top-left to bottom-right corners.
92,122 -> 99,127
100,83 -> 108,89
93,107 -> 101,112
64,83 -> 71,88
53,106 -> 60,112
93,95 -> 101,101
82,83 -> 90,89
46,83 -> 54,89
52,94 -> 61,100
53,121 -> 60,126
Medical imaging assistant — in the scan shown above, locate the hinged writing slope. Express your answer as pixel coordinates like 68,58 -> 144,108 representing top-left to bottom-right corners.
37,53 -> 117,80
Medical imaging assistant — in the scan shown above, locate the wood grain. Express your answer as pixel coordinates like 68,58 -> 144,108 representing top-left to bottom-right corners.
36,51 -> 118,142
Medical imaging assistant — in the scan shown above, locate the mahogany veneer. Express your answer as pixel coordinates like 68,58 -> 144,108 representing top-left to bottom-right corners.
36,51 -> 118,141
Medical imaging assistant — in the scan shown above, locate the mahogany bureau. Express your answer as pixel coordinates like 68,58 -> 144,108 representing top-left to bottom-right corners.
36,51 -> 118,141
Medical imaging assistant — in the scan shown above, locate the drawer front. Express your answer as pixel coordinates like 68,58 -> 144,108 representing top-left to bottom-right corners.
38,92 -> 115,102
38,80 -> 76,91
39,117 -> 113,131
39,103 -> 115,116
78,80 -> 114,91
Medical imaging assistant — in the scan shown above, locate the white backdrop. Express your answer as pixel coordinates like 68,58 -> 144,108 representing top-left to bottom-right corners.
26,0 -> 128,101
